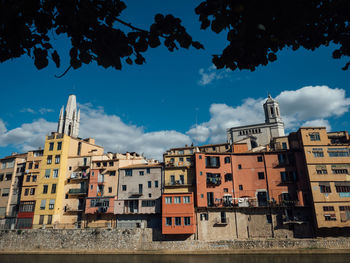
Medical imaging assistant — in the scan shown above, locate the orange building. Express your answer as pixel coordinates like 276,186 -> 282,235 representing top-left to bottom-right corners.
162,192 -> 196,235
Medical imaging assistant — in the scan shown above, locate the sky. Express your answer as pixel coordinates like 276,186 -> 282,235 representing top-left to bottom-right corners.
1,1 -> 350,161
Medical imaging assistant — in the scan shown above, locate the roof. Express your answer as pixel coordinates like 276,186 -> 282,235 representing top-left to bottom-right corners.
119,163 -> 163,169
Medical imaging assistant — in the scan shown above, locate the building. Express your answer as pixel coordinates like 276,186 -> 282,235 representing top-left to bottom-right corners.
194,144 -> 312,240
85,152 -> 148,228
227,95 -> 285,149
17,149 -> 44,229
289,127 -> 350,234
0,153 -> 26,229
115,163 -> 162,228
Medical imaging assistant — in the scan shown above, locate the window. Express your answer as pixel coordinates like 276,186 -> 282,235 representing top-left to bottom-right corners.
332,169 -> 348,174
179,175 -> 184,184
200,213 -> 208,221
39,215 -> 45,225
52,169 -> 58,178
47,215 -> 53,225
316,169 -> 328,174
55,155 -> 60,164
183,196 -> 190,203
26,175 -> 31,182
108,187 -> 112,193
40,199 -> 46,210
139,171 -> 144,176
30,188 -> 35,195
199,155 -> 202,159
155,180 -> 159,188
149,193 -> 152,198
51,184 -> 56,194
184,217 -> 191,226
139,184 -> 143,194
19,201 -> 35,212
1,188 -> 9,197
335,185 -> 350,193
239,185 -> 243,190
109,161 -> 114,166
312,148 -> 324,157
179,157 -> 184,162
28,162 -> 33,169
309,132 -> 320,141
174,196 -> 181,204
207,192 -> 214,207
32,175 -> 37,182
175,217 -> 181,226
325,214 -> 337,221
49,199 -> 55,209
57,142 -> 62,150
125,169 -> 132,176
165,197 -> 172,204
238,164 -> 242,169
223,188 -> 228,193
323,206 -> 335,211
122,185 -> 127,191
146,168 -> 150,174
178,150 -> 184,155
258,172 -> 265,180
166,217 -> 172,226
205,156 -> 220,168
221,211 -> 227,224
224,157 -> 231,164
170,175 -> 175,185
24,188 -> 29,196
328,148 -> 350,157
320,184 -> 331,193
142,200 -> 155,207
47,155 -> 52,164
49,142 -> 54,151
110,171 -> 116,176
257,156 -> 263,162
282,142 -> 287,149
43,185 -> 48,194
0,174 -> 3,181
103,162 -> 107,167
5,173 -> 12,181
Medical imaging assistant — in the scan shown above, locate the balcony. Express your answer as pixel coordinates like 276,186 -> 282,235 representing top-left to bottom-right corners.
64,205 -> 84,213
214,218 -> 229,225
165,161 -> 191,168
97,175 -> 104,184
97,206 -> 109,213
69,172 -> 88,181
68,188 -> 87,196
166,180 -> 190,187
129,192 -> 143,197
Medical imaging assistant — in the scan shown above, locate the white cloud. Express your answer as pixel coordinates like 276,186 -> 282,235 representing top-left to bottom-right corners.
302,119 -> 331,131
20,107 -> 54,115
0,118 -> 56,152
187,86 -> 350,143
198,65 -> 230,86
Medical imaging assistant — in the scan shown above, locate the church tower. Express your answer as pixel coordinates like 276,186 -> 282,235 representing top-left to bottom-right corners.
263,94 -> 285,136
57,95 -> 80,138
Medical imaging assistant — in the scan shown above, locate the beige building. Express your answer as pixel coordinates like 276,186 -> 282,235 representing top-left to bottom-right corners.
0,153 -> 26,229
289,127 -> 350,232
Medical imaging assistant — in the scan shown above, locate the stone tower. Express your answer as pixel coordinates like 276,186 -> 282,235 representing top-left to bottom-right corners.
263,94 -> 285,137
57,95 -> 80,137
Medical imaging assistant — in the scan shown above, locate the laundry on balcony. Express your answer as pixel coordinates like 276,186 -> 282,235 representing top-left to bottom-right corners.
206,173 -> 221,186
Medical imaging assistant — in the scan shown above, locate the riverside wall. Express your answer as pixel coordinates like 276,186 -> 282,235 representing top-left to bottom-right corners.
1,229 -> 350,253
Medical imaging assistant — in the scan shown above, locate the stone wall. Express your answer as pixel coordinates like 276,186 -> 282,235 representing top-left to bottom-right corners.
1,228 -> 350,253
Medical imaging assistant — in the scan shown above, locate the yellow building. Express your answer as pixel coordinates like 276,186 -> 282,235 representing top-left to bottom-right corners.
33,133 -> 103,228
290,127 -> 350,231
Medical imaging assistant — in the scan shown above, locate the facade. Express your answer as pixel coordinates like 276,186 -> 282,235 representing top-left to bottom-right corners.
115,163 -> 162,228
17,149 -> 44,229
0,153 -> 26,229
85,153 -> 148,228
32,133 -> 103,228
289,127 -> 350,232
194,146 -> 312,240
227,95 -> 285,148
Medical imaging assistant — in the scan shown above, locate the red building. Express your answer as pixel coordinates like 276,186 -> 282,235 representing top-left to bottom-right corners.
162,192 -> 196,235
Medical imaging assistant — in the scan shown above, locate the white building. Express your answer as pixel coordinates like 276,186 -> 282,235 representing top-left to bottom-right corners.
227,95 -> 285,149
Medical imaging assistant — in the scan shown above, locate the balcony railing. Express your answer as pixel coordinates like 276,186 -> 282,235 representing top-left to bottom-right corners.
68,188 -> 87,195
166,180 -> 189,187
64,205 -> 84,213
69,172 -> 89,181
129,192 -> 143,197
214,218 -> 229,225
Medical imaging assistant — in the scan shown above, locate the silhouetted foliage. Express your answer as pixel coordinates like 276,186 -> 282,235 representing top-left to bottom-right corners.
195,0 -> 350,71
0,0 -> 203,76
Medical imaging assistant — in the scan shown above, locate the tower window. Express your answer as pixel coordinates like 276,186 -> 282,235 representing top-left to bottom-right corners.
270,107 -> 274,115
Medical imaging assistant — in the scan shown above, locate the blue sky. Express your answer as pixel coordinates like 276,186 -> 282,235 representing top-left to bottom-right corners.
1,1 -> 350,160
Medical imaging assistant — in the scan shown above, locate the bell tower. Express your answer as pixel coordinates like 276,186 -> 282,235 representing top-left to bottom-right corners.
263,94 -> 283,124
57,95 -> 80,137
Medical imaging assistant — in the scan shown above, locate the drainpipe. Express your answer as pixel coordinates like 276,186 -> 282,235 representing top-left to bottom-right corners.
230,152 -> 239,239
262,152 -> 274,238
